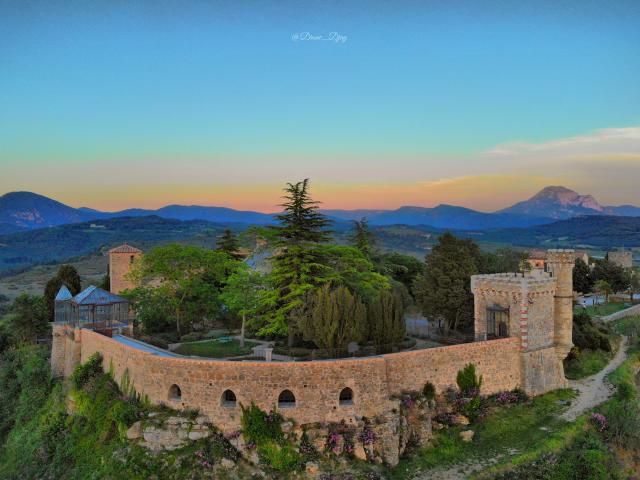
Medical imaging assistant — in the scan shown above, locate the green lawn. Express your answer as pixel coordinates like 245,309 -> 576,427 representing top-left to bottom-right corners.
173,338 -> 259,358
574,302 -> 629,317
387,389 -> 577,479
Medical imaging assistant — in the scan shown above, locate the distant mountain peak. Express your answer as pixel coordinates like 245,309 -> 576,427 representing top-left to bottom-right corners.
500,185 -> 609,219
528,186 -> 604,211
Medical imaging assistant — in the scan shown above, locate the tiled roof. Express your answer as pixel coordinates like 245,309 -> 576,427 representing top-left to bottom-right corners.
72,286 -> 128,306
55,285 -> 73,301
109,244 -> 142,254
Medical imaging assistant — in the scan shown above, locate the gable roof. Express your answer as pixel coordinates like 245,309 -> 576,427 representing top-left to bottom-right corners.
55,285 -> 73,301
108,244 -> 142,254
72,286 -> 128,306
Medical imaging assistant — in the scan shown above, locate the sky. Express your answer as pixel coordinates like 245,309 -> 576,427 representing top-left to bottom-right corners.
1,0 -> 639,213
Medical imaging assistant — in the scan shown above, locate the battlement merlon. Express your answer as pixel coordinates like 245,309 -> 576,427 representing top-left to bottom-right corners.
545,249 -> 577,266
471,273 -> 556,292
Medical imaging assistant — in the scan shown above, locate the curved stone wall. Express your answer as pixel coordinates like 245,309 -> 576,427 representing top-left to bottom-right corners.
75,327 -> 521,431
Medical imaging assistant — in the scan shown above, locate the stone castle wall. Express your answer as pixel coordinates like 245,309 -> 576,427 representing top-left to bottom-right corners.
74,328 -> 520,432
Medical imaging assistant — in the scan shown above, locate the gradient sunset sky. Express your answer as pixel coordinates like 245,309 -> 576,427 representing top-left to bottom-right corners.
1,0 -> 639,212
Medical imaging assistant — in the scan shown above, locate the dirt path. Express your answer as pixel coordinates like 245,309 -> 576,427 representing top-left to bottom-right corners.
411,337 -> 629,480
561,335 -> 629,421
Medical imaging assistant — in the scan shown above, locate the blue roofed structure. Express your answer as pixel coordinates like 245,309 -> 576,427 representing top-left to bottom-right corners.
55,285 -> 73,301
54,285 -> 131,334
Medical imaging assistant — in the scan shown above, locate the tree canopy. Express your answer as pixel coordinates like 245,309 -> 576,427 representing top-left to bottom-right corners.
8,294 -> 49,344
43,265 -> 81,321
260,179 -> 332,337
413,232 -> 479,333
216,229 -> 241,258
127,244 -> 240,335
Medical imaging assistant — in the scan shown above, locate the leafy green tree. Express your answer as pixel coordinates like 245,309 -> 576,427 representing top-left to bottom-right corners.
124,287 -> 174,334
375,252 -> 423,295
127,244 -> 239,335
367,288 -> 405,352
573,258 -> 594,294
217,229 -> 241,258
593,259 -> 629,293
220,266 -> 268,346
350,218 -> 375,258
8,294 -> 49,344
413,232 -> 479,333
297,284 -> 367,355
262,179 -> 332,338
43,264 -> 82,321
316,245 -> 390,301
479,248 -> 529,274
594,279 -> 613,304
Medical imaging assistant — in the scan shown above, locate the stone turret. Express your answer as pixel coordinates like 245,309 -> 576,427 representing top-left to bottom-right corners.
545,249 -> 575,360
109,244 -> 143,294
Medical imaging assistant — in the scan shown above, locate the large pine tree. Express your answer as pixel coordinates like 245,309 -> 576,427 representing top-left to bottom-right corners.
261,179 -> 332,337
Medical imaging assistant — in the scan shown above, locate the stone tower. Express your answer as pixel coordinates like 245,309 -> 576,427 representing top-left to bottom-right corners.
108,244 -> 143,294
545,249 -> 575,360
471,249 -> 575,395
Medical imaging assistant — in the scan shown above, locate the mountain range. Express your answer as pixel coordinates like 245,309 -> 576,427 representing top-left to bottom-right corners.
1,186 -> 639,233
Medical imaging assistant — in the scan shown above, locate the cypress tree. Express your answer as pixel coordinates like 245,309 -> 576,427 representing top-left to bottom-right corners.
367,288 -> 405,352
298,284 -> 367,355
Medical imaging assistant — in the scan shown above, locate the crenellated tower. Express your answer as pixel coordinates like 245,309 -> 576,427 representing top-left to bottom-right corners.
471,249 -> 575,395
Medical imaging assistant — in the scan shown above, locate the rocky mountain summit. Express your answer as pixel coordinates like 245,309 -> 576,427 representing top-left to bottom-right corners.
500,186 -> 640,220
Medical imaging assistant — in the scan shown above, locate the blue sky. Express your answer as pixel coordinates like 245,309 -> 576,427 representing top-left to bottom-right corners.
1,1 -> 639,211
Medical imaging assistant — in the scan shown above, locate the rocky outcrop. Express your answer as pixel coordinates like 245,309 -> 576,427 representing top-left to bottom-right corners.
130,415 -> 214,453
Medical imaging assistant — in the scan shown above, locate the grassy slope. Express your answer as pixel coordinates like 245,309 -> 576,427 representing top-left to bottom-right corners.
387,389 -> 577,479
564,335 -> 620,380
0,351 -> 249,480
477,315 -> 640,479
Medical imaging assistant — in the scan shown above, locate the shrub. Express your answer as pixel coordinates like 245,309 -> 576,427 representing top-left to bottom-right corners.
257,441 -> 302,471
573,313 -> 612,352
456,363 -> 483,396
456,395 -> 484,422
240,403 -> 283,444
492,388 -> 529,405
180,332 -> 204,343
616,381 -> 635,401
299,430 -> 318,461
358,422 -> 376,445
70,353 -> 103,390
601,398 -> 640,449
422,382 -> 436,401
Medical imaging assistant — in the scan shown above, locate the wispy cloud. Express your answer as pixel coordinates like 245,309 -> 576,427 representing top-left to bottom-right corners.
484,127 -> 640,157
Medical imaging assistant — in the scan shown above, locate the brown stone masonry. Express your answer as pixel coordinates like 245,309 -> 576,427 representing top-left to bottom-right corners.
68,327 -> 520,431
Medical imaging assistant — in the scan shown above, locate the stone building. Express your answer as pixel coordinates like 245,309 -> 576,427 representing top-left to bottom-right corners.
607,250 -> 633,269
109,244 -> 143,294
52,246 -> 576,464
472,250 -> 574,394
